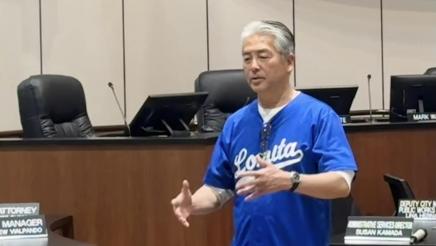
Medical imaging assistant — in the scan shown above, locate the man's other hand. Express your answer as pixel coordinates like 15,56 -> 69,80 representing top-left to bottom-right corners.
171,180 -> 193,227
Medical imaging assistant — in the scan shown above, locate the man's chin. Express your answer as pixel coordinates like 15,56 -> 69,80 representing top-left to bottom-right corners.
249,84 -> 266,94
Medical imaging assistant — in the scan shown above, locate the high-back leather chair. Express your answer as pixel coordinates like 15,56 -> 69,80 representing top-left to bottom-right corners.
424,67 -> 436,75
383,173 -> 416,215
194,69 -> 256,132
17,74 -> 95,138
331,195 -> 361,236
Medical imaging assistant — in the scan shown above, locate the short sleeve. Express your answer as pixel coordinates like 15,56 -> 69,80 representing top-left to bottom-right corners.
203,121 -> 236,190
312,110 -> 358,173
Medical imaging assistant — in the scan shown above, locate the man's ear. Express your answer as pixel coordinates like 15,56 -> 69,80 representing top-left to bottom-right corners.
287,54 -> 295,72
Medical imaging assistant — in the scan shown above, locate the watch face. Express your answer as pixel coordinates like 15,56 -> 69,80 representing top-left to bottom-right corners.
292,172 -> 300,183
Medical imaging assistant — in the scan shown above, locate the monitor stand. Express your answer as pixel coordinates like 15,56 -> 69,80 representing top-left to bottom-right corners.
139,119 -> 191,137
160,119 -> 191,137
418,98 -> 424,113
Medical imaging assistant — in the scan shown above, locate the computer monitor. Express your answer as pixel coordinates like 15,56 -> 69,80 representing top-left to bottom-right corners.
390,75 -> 436,122
299,86 -> 358,122
129,92 -> 208,137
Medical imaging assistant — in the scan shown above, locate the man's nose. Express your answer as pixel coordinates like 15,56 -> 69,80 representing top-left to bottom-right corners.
249,58 -> 260,70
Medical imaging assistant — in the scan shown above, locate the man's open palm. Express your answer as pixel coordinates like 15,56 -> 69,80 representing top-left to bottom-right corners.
171,180 -> 193,227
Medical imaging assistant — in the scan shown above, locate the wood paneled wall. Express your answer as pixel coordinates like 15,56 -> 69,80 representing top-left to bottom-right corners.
0,143 -> 232,246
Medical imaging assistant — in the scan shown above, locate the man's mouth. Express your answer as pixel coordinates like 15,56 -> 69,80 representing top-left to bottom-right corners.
250,77 -> 264,83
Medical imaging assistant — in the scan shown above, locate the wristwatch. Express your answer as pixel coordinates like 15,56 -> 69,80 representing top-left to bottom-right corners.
289,171 -> 301,192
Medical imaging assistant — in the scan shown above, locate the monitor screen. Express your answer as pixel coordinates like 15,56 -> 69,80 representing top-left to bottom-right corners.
129,92 -> 208,137
390,75 -> 436,122
299,86 -> 358,116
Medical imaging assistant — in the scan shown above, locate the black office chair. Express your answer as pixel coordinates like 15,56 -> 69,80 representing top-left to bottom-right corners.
194,69 -> 257,132
383,173 -> 416,215
331,195 -> 361,236
17,74 -> 95,138
424,67 -> 436,75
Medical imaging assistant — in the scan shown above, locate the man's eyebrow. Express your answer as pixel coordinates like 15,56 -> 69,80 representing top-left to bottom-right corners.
256,49 -> 271,53
242,49 -> 271,55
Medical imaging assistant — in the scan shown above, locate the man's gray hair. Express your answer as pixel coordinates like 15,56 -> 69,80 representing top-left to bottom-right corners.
241,20 -> 294,56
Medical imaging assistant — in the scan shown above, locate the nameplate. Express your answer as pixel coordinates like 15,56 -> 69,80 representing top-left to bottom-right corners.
398,200 -> 436,219
0,215 -> 47,239
344,216 -> 413,245
407,112 -> 436,121
0,203 -> 39,218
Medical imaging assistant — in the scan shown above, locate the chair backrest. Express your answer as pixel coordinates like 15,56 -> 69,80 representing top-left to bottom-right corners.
331,195 -> 361,236
194,69 -> 256,132
424,67 -> 436,75
17,74 -> 95,138
383,173 -> 416,215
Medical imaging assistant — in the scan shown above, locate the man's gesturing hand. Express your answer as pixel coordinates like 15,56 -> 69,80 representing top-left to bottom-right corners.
171,180 -> 193,227
236,155 -> 292,201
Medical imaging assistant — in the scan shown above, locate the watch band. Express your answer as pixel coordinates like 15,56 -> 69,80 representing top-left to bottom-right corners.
289,171 -> 301,192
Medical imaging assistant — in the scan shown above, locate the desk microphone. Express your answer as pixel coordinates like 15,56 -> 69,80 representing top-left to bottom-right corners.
367,74 -> 373,123
107,82 -> 131,136
410,228 -> 427,244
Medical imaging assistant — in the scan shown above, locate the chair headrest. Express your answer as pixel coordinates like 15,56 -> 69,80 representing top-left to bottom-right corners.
18,74 -> 88,123
195,69 -> 256,113
424,67 -> 436,75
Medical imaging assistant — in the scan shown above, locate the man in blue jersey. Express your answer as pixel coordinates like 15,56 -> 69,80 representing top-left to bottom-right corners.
171,20 -> 358,246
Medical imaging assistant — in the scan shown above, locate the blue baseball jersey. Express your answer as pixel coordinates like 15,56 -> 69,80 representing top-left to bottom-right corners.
204,93 -> 358,246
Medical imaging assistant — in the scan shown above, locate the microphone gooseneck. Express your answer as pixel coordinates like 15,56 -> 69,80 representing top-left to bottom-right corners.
367,74 -> 373,123
107,82 -> 131,136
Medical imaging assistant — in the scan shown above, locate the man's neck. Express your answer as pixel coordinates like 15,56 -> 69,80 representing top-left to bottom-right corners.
258,87 -> 296,109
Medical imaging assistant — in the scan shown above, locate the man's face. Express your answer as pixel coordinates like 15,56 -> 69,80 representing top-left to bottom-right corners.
242,34 -> 294,94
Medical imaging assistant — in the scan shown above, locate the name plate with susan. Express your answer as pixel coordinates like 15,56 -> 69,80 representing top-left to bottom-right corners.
344,216 -> 413,245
